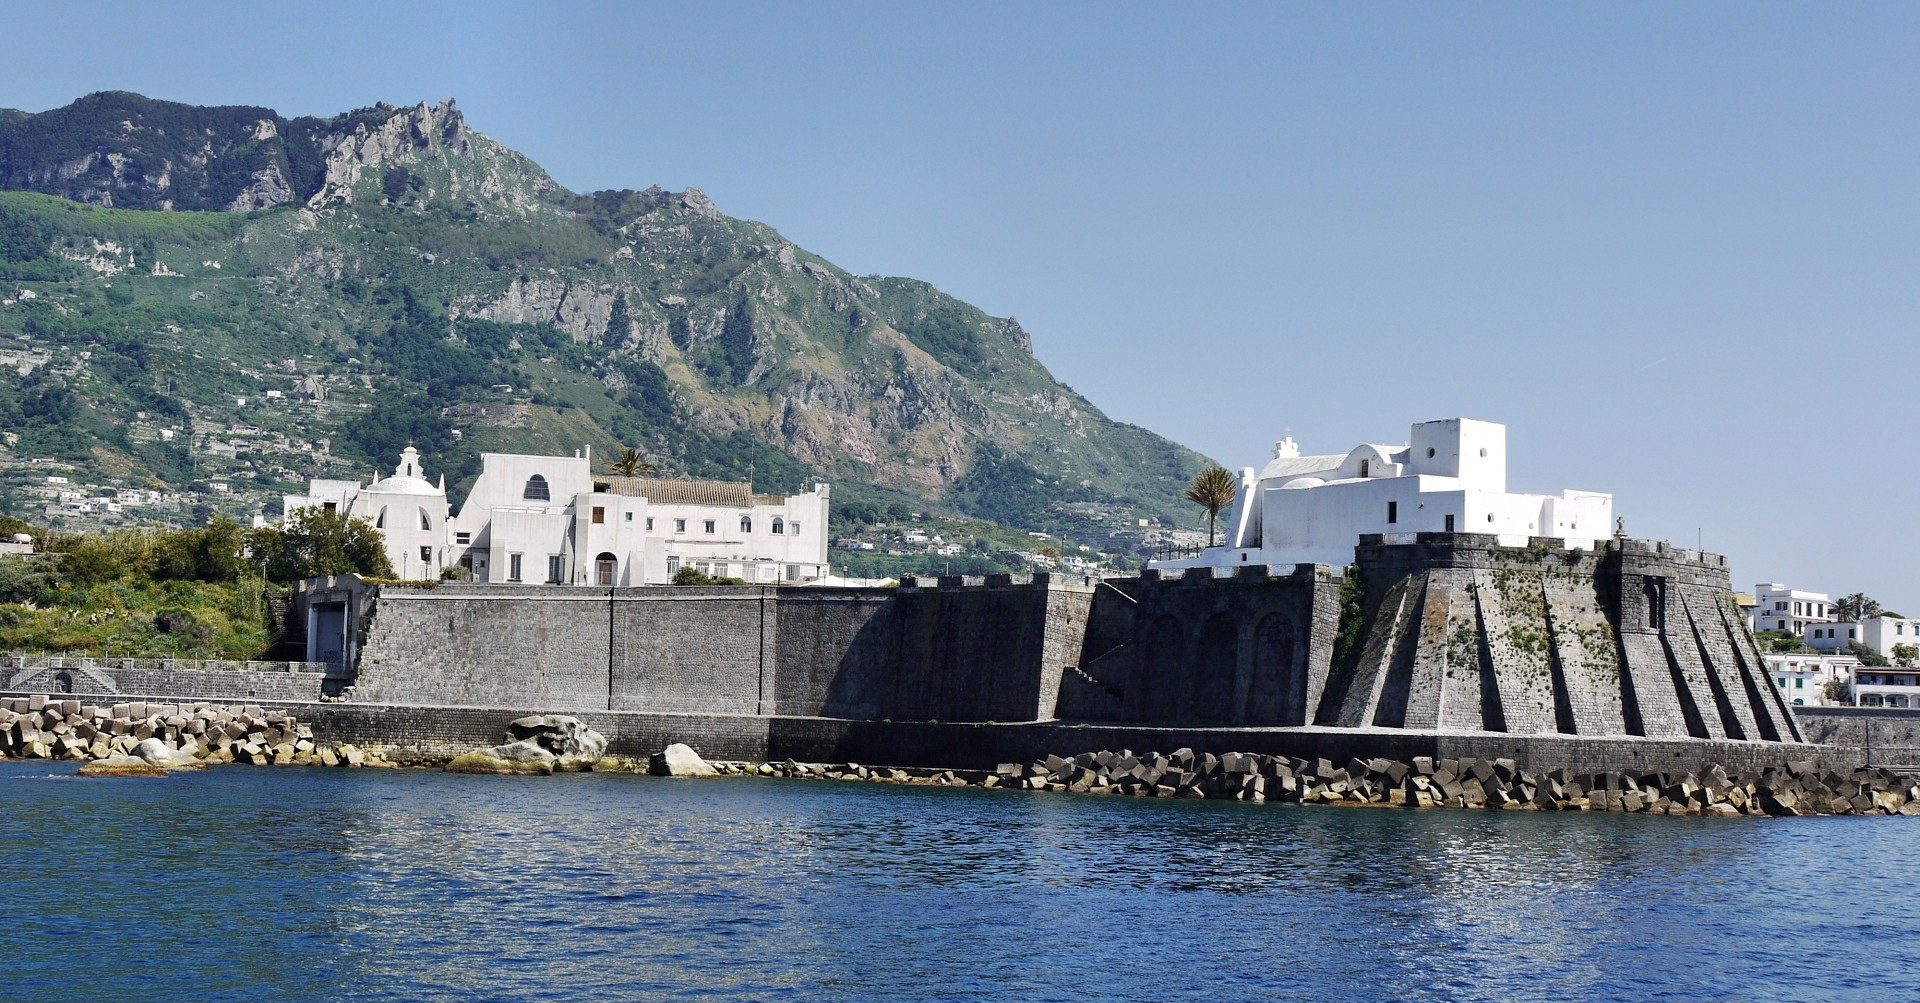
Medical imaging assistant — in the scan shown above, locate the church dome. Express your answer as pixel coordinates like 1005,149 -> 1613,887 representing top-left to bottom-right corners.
365,473 -> 443,496
364,446 -> 444,496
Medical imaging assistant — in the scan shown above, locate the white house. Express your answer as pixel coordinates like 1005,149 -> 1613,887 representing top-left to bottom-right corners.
1763,652 -> 1857,708
1751,584 -> 1834,636
442,447 -> 830,586
1806,615 -> 1920,661
283,446 -> 452,580
1153,418 -> 1613,571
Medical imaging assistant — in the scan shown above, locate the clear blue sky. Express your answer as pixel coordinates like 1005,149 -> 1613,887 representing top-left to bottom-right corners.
6,4 -> 1917,609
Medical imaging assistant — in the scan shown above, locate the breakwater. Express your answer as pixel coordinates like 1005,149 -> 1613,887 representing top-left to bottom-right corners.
0,694 -> 395,770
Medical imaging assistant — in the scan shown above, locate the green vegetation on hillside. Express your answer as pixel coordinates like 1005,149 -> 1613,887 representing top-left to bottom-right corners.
0,92 -> 1217,561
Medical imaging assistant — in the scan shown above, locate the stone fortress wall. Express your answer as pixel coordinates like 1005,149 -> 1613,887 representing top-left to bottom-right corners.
349,575 -> 1090,724
0,535 -> 1835,773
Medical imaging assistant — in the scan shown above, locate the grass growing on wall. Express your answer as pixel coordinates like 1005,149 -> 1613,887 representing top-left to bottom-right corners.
0,577 -> 271,659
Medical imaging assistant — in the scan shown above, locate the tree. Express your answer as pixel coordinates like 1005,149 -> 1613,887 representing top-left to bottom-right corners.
249,508 -> 393,583
610,447 -> 655,477
1835,592 -> 1883,621
1846,641 -> 1890,668
1894,644 -> 1918,667
1183,466 -> 1237,547
1823,678 -> 1851,705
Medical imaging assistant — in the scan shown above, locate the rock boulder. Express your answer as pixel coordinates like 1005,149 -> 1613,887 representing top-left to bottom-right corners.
649,743 -> 717,778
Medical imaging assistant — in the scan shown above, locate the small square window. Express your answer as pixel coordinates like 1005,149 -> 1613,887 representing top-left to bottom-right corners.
704,520 -> 716,534
625,512 -> 634,522
419,546 -> 432,563
674,519 -> 686,533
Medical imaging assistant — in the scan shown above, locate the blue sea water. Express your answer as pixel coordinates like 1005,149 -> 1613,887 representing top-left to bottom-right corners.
2,760 -> 1913,1002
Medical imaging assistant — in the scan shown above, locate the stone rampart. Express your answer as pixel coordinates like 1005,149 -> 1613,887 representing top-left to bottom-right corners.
344,576 -> 1093,722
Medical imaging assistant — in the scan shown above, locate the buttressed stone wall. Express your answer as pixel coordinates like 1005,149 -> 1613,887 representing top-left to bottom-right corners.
1310,534 -> 1801,742
335,536 -> 1800,746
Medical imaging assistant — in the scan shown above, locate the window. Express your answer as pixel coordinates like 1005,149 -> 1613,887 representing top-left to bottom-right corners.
374,506 -> 386,529
592,506 -> 605,525
704,520 -> 716,534
419,509 -> 432,531
1359,459 -> 1370,478
1387,501 -> 1398,524
1444,514 -> 1455,532
625,512 -> 634,522
1796,678 -> 1805,689
508,553 -> 523,582
674,519 -> 686,533
1426,447 -> 1435,458
790,521 -> 800,536
323,501 -> 337,512
667,556 -> 682,575
741,516 -> 752,533
523,475 -> 550,501
419,546 -> 432,563
548,555 -> 565,584
772,517 -> 784,534
645,518 -> 654,531
456,531 -> 471,545
1777,677 -> 1787,688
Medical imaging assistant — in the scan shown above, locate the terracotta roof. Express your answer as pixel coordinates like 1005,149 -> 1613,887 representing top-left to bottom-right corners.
598,476 -> 752,507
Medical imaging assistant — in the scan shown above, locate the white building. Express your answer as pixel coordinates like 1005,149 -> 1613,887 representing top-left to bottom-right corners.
1806,615 -> 1920,661
283,446 -> 452,580
1853,666 -> 1920,708
1763,652 -> 1857,708
288,446 -> 832,586
1751,584 -> 1834,636
1153,418 -> 1613,571
440,447 -> 829,586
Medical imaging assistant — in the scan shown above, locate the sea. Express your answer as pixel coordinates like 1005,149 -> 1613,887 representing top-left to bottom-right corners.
3,760 -> 1914,1002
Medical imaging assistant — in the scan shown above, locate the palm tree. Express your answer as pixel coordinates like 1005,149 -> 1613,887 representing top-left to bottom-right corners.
610,448 -> 655,477
1836,592 -> 1882,622
1183,466 -> 1237,547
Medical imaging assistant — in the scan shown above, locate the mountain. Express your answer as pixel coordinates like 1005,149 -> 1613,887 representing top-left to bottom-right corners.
0,91 -> 1212,568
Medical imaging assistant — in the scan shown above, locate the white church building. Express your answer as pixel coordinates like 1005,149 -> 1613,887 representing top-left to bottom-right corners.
281,446 -> 451,581
1152,418 -> 1613,572
286,446 -> 830,586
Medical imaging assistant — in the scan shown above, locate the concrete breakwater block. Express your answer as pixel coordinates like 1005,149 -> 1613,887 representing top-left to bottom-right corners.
0,694 -> 394,772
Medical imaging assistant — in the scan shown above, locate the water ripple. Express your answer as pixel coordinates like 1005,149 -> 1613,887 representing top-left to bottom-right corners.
3,763 -> 1917,1002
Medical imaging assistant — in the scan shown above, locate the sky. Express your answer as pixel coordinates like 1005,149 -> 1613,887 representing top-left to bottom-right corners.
5,4 -> 1917,609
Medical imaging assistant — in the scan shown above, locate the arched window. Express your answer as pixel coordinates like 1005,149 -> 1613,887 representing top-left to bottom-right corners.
771,517 -> 784,535
1359,459 -> 1370,478
523,474 -> 550,501
419,508 -> 432,531
375,506 -> 386,529
740,516 -> 752,533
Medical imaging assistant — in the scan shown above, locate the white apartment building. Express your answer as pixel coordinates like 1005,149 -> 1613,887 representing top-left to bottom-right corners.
1853,666 -> 1920,709
1763,652 -> 1857,708
1751,584 -> 1835,635
1152,418 -> 1613,571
